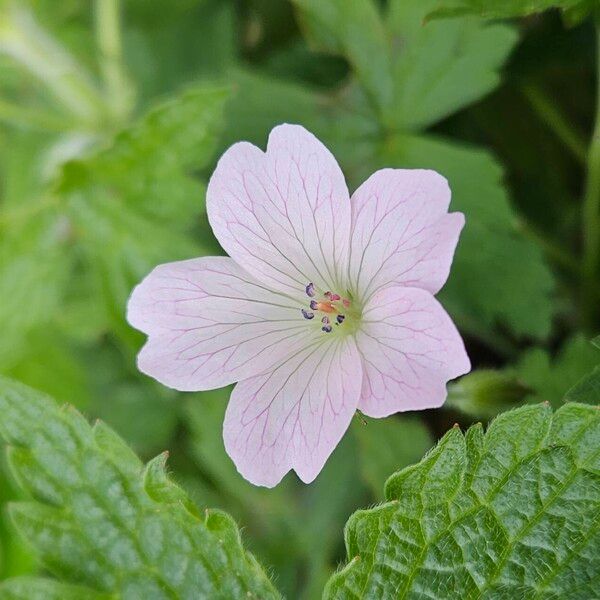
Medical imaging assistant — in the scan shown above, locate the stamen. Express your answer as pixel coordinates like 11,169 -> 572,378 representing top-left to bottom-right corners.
306,283 -> 315,297
310,300 -> 318,310
302,309 -> 314,320
324,291 -> 332,300
342,298 -> 350,308
322,316 -> 330,325
322,325 -> 332,333
330,293 -> 341,301
336,314 -> 345,324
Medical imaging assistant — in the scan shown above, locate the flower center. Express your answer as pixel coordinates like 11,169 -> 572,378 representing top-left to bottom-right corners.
301,282 -> 353,334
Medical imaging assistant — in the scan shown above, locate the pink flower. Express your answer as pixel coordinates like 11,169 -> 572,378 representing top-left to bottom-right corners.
127,124 -> 470,487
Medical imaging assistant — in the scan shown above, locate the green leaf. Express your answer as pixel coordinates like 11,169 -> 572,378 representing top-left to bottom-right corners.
0,376 -> 280,599
425,0 -> 590,21
325,403 -> 600,599
290,0 -> 393,114
517,335 -> 600,406
387,0 -> 518,129
0,577 -> 109,600
353,415 -> 433,499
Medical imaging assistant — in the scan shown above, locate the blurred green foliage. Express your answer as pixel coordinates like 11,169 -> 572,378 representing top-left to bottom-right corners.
0,0 -> 599,596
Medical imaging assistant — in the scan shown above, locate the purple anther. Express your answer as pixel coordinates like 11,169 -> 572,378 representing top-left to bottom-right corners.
306,283 -> 316,297
321,316 -> 330,325
301,309 -> 314,320
310,300 -> 318,310
322,325 -> 332,333
336,314 -> 345,324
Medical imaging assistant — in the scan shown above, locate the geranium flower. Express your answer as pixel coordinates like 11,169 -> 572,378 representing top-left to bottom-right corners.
127,124 -> 470,487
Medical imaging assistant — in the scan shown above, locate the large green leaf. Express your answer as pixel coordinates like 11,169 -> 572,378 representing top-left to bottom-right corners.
325,402 -> 600,599
387,0 -> 517,129
0,377 -> 280,599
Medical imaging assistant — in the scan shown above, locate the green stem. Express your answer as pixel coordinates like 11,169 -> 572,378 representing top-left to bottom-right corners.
523,84 -> 587,165
95,0 -> 134,124
0,4 -> 105,124
582,20 -> 600,329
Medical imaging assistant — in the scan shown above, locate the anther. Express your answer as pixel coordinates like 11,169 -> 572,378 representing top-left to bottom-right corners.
336,314 -> 345,324
322,316 -> 330,325
322,325 -> 332,333
306,283 -> 315,297
310,300 -> 318,310
302,309 -> 314,320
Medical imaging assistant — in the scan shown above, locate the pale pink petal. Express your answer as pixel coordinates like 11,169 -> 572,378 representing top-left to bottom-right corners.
349,168 -> 464,301
223,336 -> 362,487
356,285 -> 470,417
127,256 -> 317,392
207,124 -> 351,297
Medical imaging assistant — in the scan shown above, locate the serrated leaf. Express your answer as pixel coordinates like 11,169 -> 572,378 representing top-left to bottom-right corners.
325,403 -> 600,599
0,576 -> 109,600
425,0 -> 589,21
0,376 -> 280,599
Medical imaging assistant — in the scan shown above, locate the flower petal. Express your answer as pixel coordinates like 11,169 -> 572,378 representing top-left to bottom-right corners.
223,336 -> 362,487
207,124 -> 351,296
349,168 -> 464,301
127,256 -> 316,391
356,285 -> 470,417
